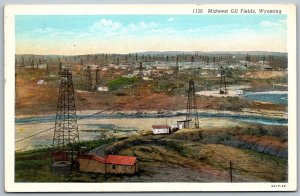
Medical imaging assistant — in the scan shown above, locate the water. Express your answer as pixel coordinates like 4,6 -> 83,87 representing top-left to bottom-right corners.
243,92 -> 287,105
16,112 -> 287,126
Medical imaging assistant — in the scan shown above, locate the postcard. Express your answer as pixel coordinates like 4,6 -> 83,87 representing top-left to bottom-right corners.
4,4 -> 297,192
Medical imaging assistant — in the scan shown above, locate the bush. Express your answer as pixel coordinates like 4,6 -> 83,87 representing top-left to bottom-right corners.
108,77 -> 138,90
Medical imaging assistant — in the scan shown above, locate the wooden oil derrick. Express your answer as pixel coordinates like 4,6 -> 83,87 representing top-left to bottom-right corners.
138,62 -> 143,77
219,66 -> 227,94
186,80 -> 199,128
31,59 -> 35,69
59,62 -> 62,75
51,68 -> 80,166
85,66 -> 92,91
95,67 -> 101,86
46,64 -> 49,76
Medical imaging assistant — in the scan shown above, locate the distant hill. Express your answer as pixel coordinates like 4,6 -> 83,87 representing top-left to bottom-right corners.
134,51 -> 287,57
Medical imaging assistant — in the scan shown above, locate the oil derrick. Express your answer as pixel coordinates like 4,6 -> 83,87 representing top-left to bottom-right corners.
85,66 -> 92,91
46,64 -> 50,76
21,56 -> 24,66
51,68 -> 80,166
219,66 -> 227,94
59,62 -> 62,75
176,56 -> 179,73
31,59 -> 35,69
95,67 -> 100,86
186,80 -> 199,128
15,73 -> 19,105
138,62 -> 143,77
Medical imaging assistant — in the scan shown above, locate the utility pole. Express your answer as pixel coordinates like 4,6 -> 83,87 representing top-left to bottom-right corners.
186,80 -> 199,128
229,161 -> 233,182
51,68 -> 80,165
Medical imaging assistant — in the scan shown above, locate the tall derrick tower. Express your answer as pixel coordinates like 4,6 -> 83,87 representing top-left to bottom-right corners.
95,67 -> 100,86
85,66 -> 92,91
51,68 -> 80,166
219,66 -> 227,94
186,80 -> 199,128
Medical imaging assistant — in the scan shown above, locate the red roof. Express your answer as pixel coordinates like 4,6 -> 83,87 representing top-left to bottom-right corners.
152,125 -> 170,129
105,155 -> 137,166
77,154 -> 106,164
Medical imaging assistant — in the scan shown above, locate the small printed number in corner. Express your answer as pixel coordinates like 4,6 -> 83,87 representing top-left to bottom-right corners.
271,184 -> 286,188
193,9 -> 203,13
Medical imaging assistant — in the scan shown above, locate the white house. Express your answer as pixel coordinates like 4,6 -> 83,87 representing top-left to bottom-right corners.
235,89 -> 244,95
37,64 -> 47,69
97,86 -> 109,92
152,125 -> 170,135
37,80 -> 45,85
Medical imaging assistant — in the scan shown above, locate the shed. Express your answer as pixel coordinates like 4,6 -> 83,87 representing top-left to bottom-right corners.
97,86 -> 109,91
37,79 -> 45,85
105,155 -> 138,175
152,125 -> 170,134
77,155 -> 106,174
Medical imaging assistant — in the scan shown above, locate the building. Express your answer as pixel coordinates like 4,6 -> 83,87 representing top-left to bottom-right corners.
105,155 -> 138,175
37,79 -> 45,85
77,154 -> 138,175
235,89 -> 244,95
77,154 -> 106,174
152,125 -> 170,134
97,86 -> 109,91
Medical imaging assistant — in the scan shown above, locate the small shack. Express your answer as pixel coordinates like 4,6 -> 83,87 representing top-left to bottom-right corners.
152,125 -> 170,134
77,154 -> 106,174
177,120 -> 191,129
105,155 -> 138,175
235,89 -> 244,95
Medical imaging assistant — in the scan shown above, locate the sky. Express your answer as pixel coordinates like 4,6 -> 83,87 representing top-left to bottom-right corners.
15,15 -> 287,55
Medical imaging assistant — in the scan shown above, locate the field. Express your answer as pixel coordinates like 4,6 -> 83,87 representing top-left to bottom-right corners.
15,124 -> 287,182
15,52 -> 288,183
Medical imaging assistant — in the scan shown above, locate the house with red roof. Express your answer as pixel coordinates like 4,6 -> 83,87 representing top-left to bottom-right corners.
105,155 -> 138,174
77,154 -> 138,175
152,125 -> 171,134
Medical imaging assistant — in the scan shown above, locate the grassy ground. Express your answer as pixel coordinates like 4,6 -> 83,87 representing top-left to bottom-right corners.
15,125 -> 288,182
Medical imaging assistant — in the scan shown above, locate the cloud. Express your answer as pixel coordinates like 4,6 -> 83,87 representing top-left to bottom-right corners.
260,19 -> 286,28
167,17 -> 174,22
89,18 -> 122,32
128,21 -> 157,31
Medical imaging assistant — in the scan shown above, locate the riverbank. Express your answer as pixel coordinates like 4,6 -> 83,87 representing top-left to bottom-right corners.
16,107 -> 287,120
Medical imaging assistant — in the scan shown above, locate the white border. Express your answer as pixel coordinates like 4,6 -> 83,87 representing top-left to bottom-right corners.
4,4 -> 297,192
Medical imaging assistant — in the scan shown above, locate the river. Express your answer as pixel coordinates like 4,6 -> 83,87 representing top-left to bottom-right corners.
15,112 -> 287,152
243,91 -> 288,105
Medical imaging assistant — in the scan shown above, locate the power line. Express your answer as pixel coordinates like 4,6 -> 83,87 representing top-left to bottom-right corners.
16,91 -> 148,143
